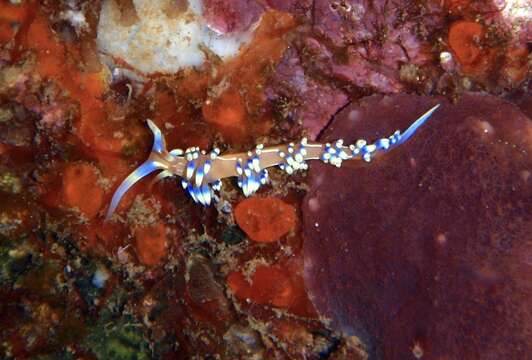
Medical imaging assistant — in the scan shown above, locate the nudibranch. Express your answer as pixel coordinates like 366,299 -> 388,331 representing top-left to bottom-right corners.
105,104 -> 440,219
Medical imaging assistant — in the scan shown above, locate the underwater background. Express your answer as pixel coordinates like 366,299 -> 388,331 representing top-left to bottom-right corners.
0,0 -> 530,359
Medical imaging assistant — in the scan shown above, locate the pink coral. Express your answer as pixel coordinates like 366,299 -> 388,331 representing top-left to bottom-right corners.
267,48 -> 348,140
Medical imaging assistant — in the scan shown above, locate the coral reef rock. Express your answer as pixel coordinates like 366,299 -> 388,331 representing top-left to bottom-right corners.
97,0 -> 258,74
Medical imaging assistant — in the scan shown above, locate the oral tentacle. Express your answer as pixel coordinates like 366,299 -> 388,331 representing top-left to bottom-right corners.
147,119 -> 167,154
105,159 -> 165,220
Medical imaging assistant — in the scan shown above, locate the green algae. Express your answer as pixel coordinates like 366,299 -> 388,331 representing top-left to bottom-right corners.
0,172 -> 22,194
83,313 -> 151,360
221,224 -> 245,246
0,234 -> 38,286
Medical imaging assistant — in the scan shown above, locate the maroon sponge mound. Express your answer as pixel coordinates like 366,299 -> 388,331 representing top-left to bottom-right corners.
302,93 -> 532,359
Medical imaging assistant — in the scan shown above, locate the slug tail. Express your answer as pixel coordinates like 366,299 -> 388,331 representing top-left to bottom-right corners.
395,104 -> 440,146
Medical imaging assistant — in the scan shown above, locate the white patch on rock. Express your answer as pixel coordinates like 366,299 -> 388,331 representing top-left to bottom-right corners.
439,51 -> 455,72
500,0 -> 532,39
97,0 -> 257,74
63,9 -> 89,30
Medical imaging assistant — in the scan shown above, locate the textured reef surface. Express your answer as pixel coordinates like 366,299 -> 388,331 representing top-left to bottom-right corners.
303,93 -> 532,359
0,0 -> 530,359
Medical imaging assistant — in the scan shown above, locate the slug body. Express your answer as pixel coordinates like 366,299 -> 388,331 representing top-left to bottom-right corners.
105,104 -> 440,219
